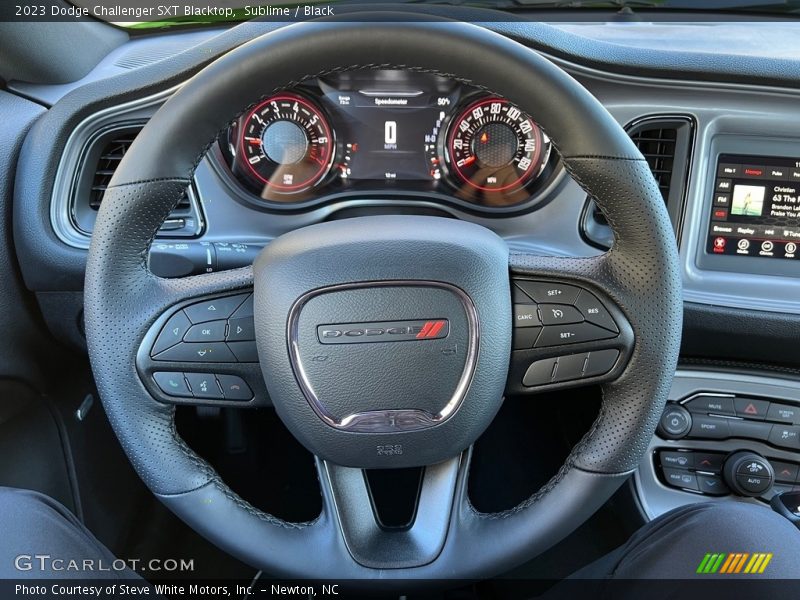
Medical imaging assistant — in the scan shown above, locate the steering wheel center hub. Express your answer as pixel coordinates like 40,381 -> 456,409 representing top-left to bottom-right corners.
252,215 -> 511,468
287,281 -> 477,433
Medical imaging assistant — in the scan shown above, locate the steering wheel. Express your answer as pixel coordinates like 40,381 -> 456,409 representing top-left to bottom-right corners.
84,20 -> 681,581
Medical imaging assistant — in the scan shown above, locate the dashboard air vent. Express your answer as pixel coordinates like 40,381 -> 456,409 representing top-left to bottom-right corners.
72,125 -> 202,237
581,116 -> 694,249
630,126 -> 677,202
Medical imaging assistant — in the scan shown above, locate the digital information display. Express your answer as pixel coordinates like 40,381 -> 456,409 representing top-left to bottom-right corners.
319,83 -> 457,182
707,154 -> 800,261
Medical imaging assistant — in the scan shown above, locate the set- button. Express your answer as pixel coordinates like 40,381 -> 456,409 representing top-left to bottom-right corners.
151,293 -> 257,363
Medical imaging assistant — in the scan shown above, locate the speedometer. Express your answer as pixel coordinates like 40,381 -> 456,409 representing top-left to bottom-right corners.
239,93 -> 334,194
445,97 -> 549,196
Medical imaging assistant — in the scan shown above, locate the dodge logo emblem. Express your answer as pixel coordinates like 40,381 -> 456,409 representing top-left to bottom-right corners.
317,319 -> 449,344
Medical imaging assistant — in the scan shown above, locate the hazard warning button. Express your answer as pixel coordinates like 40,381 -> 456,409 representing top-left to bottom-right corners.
734,397 -> 770,421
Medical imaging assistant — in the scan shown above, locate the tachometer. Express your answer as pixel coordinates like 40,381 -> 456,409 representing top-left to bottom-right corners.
239,93 -> 334,194
445,97 -> 548,196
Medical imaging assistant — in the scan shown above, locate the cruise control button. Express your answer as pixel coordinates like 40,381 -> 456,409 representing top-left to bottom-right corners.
184,294 -> 249,324
228,341 -> 258,362
663,468 -> 698,491
688,415 -> 730,439
216,374 -> 254,400
769,460 -> 799,483
185,373 -> 223,399
154,342 -> 236,363
768,424 -> 800,450
767,403 -> 800,424
553,353 -> 588,382
227,317 -> 256,342
573,291 -> 618,333
660,451 -> 693,469
583,349 -> 620,378
153,372 -> 192,397
685,395 -> 735,416
522,357 -> 558,387
512,327 -> 541,350
514,305 -> 542,327
697,475 -> 729,496
514,281 -> 581,305
539,304 -> 584,326
734,397 -> 770,420
152,311 -> 191,356
184,320 -> 226,343
535,322 -> 617,347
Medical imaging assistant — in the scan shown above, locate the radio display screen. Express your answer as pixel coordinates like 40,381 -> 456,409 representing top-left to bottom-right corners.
707,154 -> 800,260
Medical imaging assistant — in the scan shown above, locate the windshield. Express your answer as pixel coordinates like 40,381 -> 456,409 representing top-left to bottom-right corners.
64,0 -> 800,29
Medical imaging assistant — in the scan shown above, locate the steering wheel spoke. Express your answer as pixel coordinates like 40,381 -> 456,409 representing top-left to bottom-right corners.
317,453 -> 466,570
506,253 -> 634,395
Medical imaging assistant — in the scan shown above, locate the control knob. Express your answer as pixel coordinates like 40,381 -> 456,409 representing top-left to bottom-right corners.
657,404 -> 692,440
723,451 -> 774,497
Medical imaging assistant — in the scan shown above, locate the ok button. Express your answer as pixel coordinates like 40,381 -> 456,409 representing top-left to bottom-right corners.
184,320 -> 227,342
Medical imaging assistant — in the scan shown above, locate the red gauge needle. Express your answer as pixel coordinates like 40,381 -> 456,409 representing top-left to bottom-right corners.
463,156 -> 476,166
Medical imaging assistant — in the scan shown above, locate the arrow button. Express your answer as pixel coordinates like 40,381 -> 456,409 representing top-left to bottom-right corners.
227,317 -> 256,342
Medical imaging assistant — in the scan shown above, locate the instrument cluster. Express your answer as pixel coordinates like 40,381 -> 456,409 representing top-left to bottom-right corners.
218,70 -> 559,212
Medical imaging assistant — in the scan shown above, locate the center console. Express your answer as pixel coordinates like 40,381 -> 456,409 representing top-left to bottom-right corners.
636,369 -> 800,519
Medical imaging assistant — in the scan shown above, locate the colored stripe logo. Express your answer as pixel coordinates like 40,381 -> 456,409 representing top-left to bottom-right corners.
697,552 -> 772,574
416,320 -> 447,339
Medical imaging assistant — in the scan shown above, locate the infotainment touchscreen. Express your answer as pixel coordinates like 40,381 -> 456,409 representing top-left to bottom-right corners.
707,154 -> 800,261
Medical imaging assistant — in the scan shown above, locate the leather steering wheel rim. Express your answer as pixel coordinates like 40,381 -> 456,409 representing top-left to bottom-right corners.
84,19 -> 682,580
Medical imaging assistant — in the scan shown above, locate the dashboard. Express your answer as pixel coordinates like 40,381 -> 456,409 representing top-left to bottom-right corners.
218,70 -> 556,212
10,18 -> 800,360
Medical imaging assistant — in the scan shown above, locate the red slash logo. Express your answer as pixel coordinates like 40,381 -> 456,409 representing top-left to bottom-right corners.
416,320 -> 447,339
